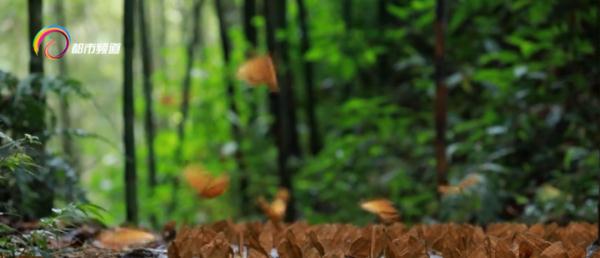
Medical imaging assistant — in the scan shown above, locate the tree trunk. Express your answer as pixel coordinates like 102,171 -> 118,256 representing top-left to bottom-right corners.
29,0 -> 43,75
264,2 -> 285,215
138,0 -> 158,226
27,0 -> 53,219
265,0 -> 300,221
264,2 -> 278,154
434,0 -> 448,193
243,0 -> 261,150
341,0 -> 353,99
377,0 -> 390,30
274,0 -> 301,159
123,0 -> 138,225
342,0 -> 352,29
296,0 -> 322,154
377,0 -> 390,88
594,0 -> 600,246
55,0 -> 74,161
215,0 -> 250,217
243,0 -> 257,48
55,0 -> 79,202
175,0 -> 202,164
138,0 -> 158,194
157,0 -> 167,68
170,0 -> 203,214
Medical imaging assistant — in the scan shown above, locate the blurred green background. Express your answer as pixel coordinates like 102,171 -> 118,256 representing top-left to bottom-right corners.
0,0 -> 598,228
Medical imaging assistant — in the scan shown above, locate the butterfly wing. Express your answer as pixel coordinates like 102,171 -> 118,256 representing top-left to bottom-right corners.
200,175 -> 229,198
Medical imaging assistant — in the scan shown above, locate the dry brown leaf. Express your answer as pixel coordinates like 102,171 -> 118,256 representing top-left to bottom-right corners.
183,164 -> 229,198
423,224 -> 448,249
166,222 -> 597,258
349,237 -> 370,258
540,242 -> 568,258
360,199 -> 401,224
209,220 -> 245,248
246,227 -> 270,257
310,224 -> 359,256
286,222 -> 309,244
308,230 -> 326,256
94,227 -> 157,250
516,232 -> 551,258
303,247 -> 322,258
441,248 -> 461,258
237,55 -> 278,92
555,223 -> 596,249
168,242 -> 182,258
199,233 -> 231,258
366,225 -> 386,257
567,247 -> 586,258
393,234 -> 428,258
257,221 -> 284,253
466,243 -> 489,258
386,223 -> 406,237
487,223 -> 528,240
323,251 -> 346,258
162,220 -> 177,242
486,236 -> 517,258
168,227 -> 231,258
527,224 -> 546,238
247,248 -> 270,258
278,239 -> 303,258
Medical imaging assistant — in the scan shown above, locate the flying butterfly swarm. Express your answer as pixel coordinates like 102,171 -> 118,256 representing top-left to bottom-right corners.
170,164 -> 598,258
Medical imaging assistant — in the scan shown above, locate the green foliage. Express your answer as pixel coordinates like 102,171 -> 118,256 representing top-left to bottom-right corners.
0,70 -> 88,218
297,97 -> 437,224
0,203 -> 104,257
0,132 -> 37,176
295,0 -> 598,224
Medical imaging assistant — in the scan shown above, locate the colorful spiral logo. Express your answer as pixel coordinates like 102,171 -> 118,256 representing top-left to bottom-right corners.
32,25 -> 71,60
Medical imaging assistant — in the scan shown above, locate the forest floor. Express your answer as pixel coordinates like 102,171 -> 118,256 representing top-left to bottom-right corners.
1,220 -> 598,258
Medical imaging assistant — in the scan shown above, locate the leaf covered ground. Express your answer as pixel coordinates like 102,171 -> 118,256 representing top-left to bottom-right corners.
168,221 -> 598,258
2,219 -> 599,258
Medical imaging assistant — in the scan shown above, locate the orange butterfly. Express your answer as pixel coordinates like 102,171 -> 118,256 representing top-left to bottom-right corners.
236,55 -> 278,92
360,199 -> 401,224
183,164 -> 229,198
257,188 -> 289,222
438,173 -> 482,197
159,94 -> 176,107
